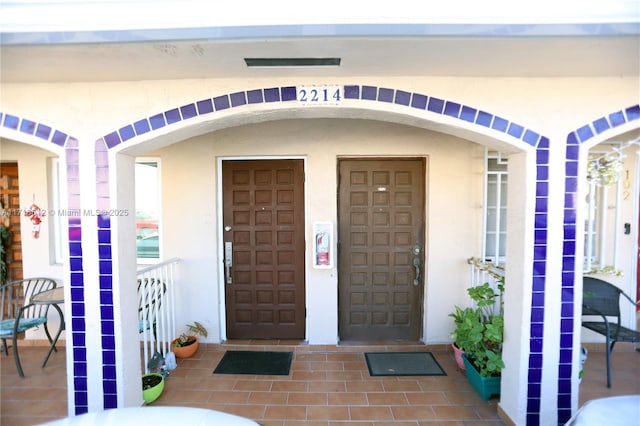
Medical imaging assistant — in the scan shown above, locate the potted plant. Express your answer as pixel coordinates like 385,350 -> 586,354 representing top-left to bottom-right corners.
450,279 -> 505,400
142,351 -> 165,404
171,321 -> 208,358
448,305 -> 478,370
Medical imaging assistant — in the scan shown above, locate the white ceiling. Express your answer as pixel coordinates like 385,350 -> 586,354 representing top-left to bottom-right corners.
1,34 -> 639,83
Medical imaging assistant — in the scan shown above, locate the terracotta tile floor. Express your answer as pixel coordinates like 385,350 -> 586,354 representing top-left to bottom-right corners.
1,340 -> 638,425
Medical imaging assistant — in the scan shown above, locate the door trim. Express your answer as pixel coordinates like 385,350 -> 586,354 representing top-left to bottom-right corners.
217,156 -> 308,340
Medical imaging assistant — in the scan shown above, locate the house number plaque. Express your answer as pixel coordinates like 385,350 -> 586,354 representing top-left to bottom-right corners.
297,85 -> 343,106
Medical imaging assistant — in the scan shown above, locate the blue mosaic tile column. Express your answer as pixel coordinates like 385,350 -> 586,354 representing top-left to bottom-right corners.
557,104 -> 640,425
65,137 -> 89,415
95,139 -> 118,409
525,136 -> 550,425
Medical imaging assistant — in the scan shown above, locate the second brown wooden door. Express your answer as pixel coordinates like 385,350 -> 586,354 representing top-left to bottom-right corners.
338,158 -> 426,341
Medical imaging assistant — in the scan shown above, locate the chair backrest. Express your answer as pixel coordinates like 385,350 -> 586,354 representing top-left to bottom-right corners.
138,278 -> 167,323
0,277 -> 57,320
582,277 -> 622,320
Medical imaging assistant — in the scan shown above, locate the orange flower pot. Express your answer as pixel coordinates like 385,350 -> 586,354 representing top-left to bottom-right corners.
171,336 -> 199,358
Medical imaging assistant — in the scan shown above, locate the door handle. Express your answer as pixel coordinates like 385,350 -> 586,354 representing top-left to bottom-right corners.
224,241 -> 233,284
413,257 -> 421,286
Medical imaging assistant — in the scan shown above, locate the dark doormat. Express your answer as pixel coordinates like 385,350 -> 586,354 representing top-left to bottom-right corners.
213,350 -> 293,376
365,352 -> 446,376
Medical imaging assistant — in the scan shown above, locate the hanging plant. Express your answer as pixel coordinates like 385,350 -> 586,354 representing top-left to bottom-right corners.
0,224 -> 8,285
587,155 -> 622,187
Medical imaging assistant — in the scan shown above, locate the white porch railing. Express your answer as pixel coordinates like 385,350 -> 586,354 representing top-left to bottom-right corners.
467,257 -> 505,315
137,258 -> 179,373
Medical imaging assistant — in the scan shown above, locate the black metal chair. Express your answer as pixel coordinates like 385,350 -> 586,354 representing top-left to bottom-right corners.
0,277 -> 58,377
581,277 -> 640,387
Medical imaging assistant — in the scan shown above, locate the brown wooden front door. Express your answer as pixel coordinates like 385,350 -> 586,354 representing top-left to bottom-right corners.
222,159 -> 306,339
0,162 -> 23,282
338,158 -> 426,341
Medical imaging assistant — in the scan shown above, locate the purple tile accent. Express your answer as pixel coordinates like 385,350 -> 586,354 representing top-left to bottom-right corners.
537,136 -> 550,149
104,394 -> 117,408
608,111 -> 626,127
528,368 -> 542,382
97,215 -> 110,229
71,302 -> 85,316
36,124 -> 52,140
507,122 -> 524,138
149,113 -> 166,130
180,103 -> 197,119
71,318 -> 85,331
72,331 -> 86,346
247,89 -> 264,104
103,365 -> 116,378
460,106 -> 476,122
531,292 -> 544,307
98,244 -> 112,259
281,86 -> 297,101
70,273 -> 83,286
343,85 -> 360,99
536,182 -> 548,196
103,379 -> 117,393
197,98 -> 214,114
214,95 -> 230,110
443,101 -> 461,118
70,257 -> 83,271
491,116 -> 508,132
98,230 -> 111,244
75,405 -> 88,416
394,90 -> 411,106
411,93 -> 428,109
532,276 -> 545,292
99,290 -> 113,305
118,125 -> 135,141
101,320 -> 114,335
576,125 -> 594,142
529,353 -> 543,368
523,129 -> 540,145
133,119 -> 151,135
165,108 -> 181,124
66,148 -> 79,165
230,91 -> 247,107
529,338 -> 543,352
69,242 -> 82,256
101,305 -> 114,319
378,87 -> 394,103
70,287 -> 84,302
103,132 -> 121,149
560,319 -> 573,333
52,130 -> 69,146
534,213 -> 547,229
537,165 -> 548,180
99,260 -> 112,275
536,149 -> 549,164
99,275 -> 112,289
530,323 -> 543,338
361,85 -> 377,100
476,111 -> 493,127
264,88 -> 280,102
560,333 -> 573,347
626,104 -> 640,120
531,308 -> 544,323
533,245 -> 546,261
101,335 -> 116,350
563,240 -> 576,253
532,260 -> 546,276
74,388 -> 88,403
73,348 -> 86,361
592,117 -> 610,133
566,145 -> 579,161
427,97 -> 444,114
3,114 -> 19,129
528,398 -> 541,412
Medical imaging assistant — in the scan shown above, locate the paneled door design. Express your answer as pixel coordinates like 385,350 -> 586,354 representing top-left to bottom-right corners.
222,160 -> 305,339
338,158 -> 426,341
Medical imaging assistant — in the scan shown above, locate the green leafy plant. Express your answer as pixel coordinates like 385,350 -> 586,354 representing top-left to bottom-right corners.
449,279 -> 505,377
172,321 -> 208,347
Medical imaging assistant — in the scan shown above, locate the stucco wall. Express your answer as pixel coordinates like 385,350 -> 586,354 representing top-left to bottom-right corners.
149,119 -> 484,343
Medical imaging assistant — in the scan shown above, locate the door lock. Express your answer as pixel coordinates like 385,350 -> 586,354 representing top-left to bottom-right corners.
224,241 -> 233,284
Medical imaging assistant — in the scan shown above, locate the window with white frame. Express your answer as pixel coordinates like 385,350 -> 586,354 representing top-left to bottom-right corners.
484,150 -> 508,265
584,142 -> 626,274
135,159 -> 161,261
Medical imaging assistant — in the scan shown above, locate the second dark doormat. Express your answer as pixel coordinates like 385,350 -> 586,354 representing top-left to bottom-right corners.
365,352 -> 446,376
213,350 -> 293,376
